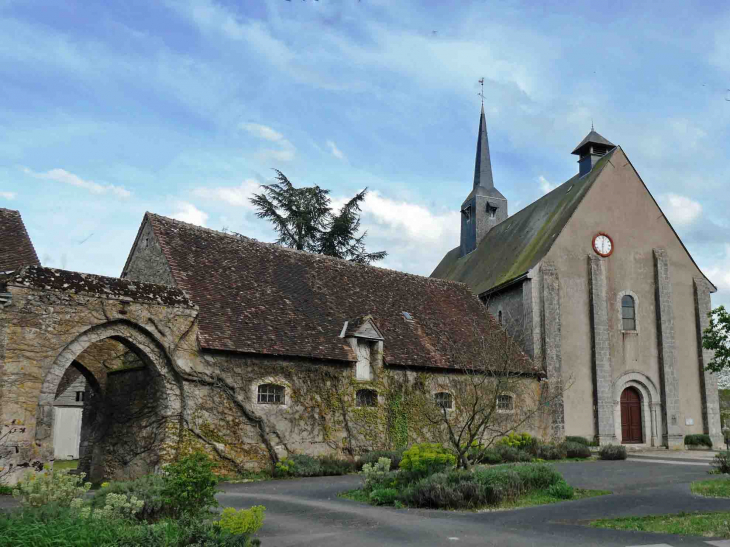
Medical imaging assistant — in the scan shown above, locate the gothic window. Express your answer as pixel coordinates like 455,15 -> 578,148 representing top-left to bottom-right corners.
434,392 -> 453,410
257,384 -> 285,405
497,394 -> 514,412
356,389 -> 378,408
621,295 -> 636,331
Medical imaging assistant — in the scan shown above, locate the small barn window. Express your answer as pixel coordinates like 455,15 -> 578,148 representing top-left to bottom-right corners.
497,394 -> 514,412
434,392 -> 453,410
257,384 -> 285,405
75,391 -> 85,402
622,295 -> 636,331
356,389 -> 377,408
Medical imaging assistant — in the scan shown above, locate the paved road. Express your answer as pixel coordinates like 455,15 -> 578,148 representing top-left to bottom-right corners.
219,460 -> 730,547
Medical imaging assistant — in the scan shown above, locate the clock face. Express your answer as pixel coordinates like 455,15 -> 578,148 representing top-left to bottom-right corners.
593,234 -> 613,257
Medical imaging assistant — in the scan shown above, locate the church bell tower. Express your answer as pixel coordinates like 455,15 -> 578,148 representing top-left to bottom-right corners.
460,105 -> 507,257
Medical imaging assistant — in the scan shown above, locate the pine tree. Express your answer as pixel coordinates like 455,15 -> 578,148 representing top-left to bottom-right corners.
250,170 -> 387,264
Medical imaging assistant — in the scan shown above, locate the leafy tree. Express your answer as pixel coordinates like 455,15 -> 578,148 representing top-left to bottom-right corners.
250,169 -> 386,264
703,306 -> 730,376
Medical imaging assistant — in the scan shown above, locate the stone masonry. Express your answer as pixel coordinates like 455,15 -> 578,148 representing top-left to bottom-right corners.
589,255 -> 616,445
654,248 -> 683,447
540,262 -> 564,438
694,277 -> 724,446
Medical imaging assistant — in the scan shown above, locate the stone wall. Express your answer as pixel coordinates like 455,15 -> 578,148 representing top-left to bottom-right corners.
122,219 -> 175,286
0,278 -> 549,483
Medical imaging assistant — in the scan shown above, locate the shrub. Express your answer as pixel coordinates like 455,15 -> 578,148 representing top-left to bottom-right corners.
509,463 -> 563,490
217,505 -> 266,535
317,456 -> 356,476
399,443 -> 456,479
162,452 -> 220,518
598,444 -> 627,460
477,448 -> 503,465
12,468 -> 91,508
399,463 -> 563,509
496,432 -> 533,450
357,449 -> 404,471
495,445 -> 532,463
712,451 -> 730,474
0,504 -> 262,547
535,443 -> 567,461
565,436 -> 590,446
90,474 -> 167,522
685,434 -> 713,448
369,488 -> 399,506
563,441 -> 591,459
361,457 -> 392,492
78,492 -> 145,521
547,479 -> 574,500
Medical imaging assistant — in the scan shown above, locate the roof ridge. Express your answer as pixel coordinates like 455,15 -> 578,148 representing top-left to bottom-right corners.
148,212 -> 469,289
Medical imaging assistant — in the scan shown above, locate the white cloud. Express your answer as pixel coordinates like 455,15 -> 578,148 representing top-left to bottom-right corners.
326,140 -> 346,161
538,175 -> 556,194
23,167 -> 131,198
661,194 -> 703,227
171,202 -> 208,226
0,191 -> 16,200
241,122 -> 296,162
241,123 -> 284,142
193,179 -> 260,209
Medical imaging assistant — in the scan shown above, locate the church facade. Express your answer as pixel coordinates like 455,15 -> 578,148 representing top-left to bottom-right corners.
432,108 -> 722,448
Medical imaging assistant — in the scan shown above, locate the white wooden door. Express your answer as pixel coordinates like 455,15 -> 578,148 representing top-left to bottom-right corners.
53,407 -> 83,460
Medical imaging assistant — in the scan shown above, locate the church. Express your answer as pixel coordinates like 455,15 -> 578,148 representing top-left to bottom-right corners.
432,106 -> 722,448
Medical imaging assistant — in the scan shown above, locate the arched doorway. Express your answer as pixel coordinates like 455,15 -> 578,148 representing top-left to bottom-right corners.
621,387 -> 643,443
36,320 -> 183,482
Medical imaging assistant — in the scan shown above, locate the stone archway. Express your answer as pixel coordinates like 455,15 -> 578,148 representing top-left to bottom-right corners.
36,320 -> 183,480
612,371 -> 662,447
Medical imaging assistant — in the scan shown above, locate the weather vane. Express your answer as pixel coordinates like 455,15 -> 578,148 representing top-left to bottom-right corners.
478,78 -> 484,106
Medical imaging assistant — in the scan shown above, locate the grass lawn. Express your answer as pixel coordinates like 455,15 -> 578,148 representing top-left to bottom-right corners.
339,487 -> 611,510
499,488 -> 611,509
692,478 -> 730,498
53,459 -> 79,471
590,512 -> 730,538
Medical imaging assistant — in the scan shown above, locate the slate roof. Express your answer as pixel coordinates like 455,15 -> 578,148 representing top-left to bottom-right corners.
431,149 -> 617,295
137,213 -> 534,371
0,208 -> 40,272
1,265 -> 195,307
571,130 -> 615,155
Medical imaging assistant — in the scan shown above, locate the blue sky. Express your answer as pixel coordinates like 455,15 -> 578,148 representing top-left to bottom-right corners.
1,0 -> 730,302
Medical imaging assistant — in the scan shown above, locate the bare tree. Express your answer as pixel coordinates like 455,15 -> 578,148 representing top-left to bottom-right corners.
407,307 -> 569,470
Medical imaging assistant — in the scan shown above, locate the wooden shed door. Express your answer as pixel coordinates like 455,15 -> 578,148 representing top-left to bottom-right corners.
620,387 -> 642,444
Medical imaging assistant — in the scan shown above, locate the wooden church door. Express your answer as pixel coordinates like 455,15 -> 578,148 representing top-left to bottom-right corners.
620,387 -> 642,443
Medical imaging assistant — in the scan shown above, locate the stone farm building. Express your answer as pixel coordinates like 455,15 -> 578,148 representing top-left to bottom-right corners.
0,209 -> 540,482
0,107 -> 723,481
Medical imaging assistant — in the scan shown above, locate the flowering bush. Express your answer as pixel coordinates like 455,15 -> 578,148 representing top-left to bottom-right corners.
496,432 -> 533,450
162,452 -> 220,518
360,457 -> 391,490
75,492 -> 144,520
216,505 -> 266,535
399,443 -> 455,479
12,468 -> 91,508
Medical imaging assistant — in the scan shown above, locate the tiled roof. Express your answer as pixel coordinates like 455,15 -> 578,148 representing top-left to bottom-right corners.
1,265 -> 195,308
0,208 -> 40,272
432,150 -> 616,295
141,213 -> 533,371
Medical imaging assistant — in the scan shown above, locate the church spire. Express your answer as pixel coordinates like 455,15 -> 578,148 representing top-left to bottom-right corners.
459,102 -> 507,257
473,105 -> 495,189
